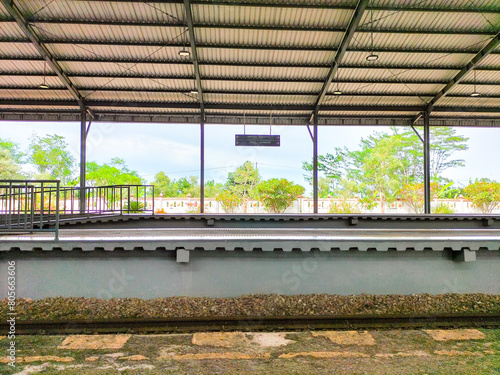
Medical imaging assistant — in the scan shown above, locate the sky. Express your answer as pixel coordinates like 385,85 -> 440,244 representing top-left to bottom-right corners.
1,121 -> 499,194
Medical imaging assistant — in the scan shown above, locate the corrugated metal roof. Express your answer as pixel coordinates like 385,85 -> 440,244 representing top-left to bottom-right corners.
0,89 -> 73,100
432,111 -> 500,118
319,110 -> 419,116
360,10 -> 499,32
0,60 -> 46,74
193,0 -> 357,7
200,65 -> 328,80
0,42 -> 41,58
439,96 -> 500,107
478,54 -> 500,68
204,93 -> 316,105
450,83 -> 500,95
204,108 -> 311,116
352,32 -> 492,52
198,48 -> 336,65
0,75 -> 62,88
203,80 -> 322,93
193,4 -> 354,28
327,82 -> 444,95
93,106 -> 201,114
0,0 -> 498,125
337,67 -> 460,82
34,23 -> 186,44
45,44 -> 185,61
18,1 -> 184,24
377,0 -> 499,8
0,105 -> 79,110
82,91 -> 198,103
70,77 -> 197,92
195,28 -> 344,48
342,51 -> 475,67
0,21 -> 27,39
59,61 -> 194,78
321,95 -> 430,106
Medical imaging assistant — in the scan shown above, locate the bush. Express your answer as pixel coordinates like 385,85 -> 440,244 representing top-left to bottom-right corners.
255,178 -> 305,213
215,190 -> 242,213
432,204 -> 455,214
123,200 -> 145,213
463,180 -> 500,214
398,182 -> 440,214
329,200 -> 361,214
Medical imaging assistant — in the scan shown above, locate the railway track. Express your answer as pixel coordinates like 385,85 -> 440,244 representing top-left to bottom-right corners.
3,313 -> 499,335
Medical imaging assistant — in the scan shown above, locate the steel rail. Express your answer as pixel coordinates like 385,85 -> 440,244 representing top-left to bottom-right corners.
2,313 -> 499,335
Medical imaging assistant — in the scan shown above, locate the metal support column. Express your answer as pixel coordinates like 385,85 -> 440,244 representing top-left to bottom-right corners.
79,107 -> 86,214
313,110 -> 319,214
200,120 -> 205,214
423,111 -> 431,214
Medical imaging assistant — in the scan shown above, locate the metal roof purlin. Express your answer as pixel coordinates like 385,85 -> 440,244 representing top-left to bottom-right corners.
425,32 -> 500,113
314,0 -> 369,114
183,0 -> 204,120
0,0 -> 87,109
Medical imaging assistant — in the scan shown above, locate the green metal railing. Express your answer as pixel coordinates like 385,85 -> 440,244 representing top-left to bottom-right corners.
0,180 -> 60,239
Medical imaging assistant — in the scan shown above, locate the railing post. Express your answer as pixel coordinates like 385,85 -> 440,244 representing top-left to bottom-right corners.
313,109 -> 319,214
80,106 -> 87,214
424,111 -> 431,214
55,180 -> 60,240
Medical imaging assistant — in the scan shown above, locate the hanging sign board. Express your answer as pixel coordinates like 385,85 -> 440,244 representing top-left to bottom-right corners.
235,134 -> 280,147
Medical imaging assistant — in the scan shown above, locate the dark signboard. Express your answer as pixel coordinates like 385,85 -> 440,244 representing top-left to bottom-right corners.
235,134 -> 280,147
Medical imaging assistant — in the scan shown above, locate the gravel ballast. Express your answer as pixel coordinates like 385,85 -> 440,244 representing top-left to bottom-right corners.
1,293 -> 499,321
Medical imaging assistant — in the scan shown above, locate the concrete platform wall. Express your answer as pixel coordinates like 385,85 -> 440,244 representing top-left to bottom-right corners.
1,250 -> 498,299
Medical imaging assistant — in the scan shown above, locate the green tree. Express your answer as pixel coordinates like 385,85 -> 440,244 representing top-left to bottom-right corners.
303,127 -> 469,210
151,171 -> 177,197
302,148 -> 346,184
318,176 -> 333,198
28,134 -> 75,184
215,190 -> 242,213
0,147 -> 23,179
0,139 -> 24,164
225,161 -> 260,211
391,126 -> 469,183
176,176 -> 200,197
85,158 -> 143,186
464,179 -> 500,214
204,180 -> 224,198
255,178 -> 305,213
350,134 -> 404,213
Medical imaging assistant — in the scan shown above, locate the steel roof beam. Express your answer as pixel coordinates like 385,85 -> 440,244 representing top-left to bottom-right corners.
1,72 -> 499,86
426,32 -> 500,111
5,38 -> 500,55
0,0 -> 86,109
4,86 -> 500,98
58,0 -> 500,13
2,56 -> 499,71
183,0 -> 204,118
2,99 -> 500,114
2,109 -> 500,122
1,19 -> 495,36
314,0 -> 369,112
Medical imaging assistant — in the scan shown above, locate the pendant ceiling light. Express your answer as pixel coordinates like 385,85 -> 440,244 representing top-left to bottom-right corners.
39,61 -> 49,89
471,69 -> 480,97
366,2 -> 378,62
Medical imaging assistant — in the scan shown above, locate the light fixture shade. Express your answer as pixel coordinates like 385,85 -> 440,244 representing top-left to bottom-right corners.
178,50 -> 190,56
190,90 -> 198,94
366,53 -> 378,61
39,84 -> 49,89
471,92 -> 480,97
333,90 -> 342,95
